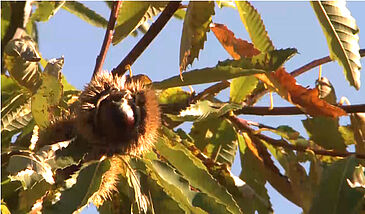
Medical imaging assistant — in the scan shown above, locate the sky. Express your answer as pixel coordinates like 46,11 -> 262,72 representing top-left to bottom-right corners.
36,1 -> 365,213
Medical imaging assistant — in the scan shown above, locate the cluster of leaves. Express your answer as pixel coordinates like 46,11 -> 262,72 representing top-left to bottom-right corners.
1,1 -> 365,214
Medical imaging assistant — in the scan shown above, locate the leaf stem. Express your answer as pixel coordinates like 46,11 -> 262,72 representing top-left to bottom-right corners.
92,1 -> 122,78
111,1 -> 181,76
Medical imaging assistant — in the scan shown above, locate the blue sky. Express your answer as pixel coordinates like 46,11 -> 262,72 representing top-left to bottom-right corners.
36,2 -> 365,213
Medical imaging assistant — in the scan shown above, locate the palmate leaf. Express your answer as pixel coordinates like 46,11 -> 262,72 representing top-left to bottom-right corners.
112,2 -> 167,45
311,1 -> 361,89
62,1 -> 108,28
235,1 -> 274,52
4,37 -> 41,93
180,1 -> 215,73
144,158 -> 229,214
157,128 -> 242,214
43,160 -> 110,214
309,156 -> 364,214
31,58 -> 64,128
31,1 -> 65,22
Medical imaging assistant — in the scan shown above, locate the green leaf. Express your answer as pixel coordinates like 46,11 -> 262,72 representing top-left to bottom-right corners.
18,180 -> 52,213
180,1 -> 215,72
173,8 -> 186,20
309,157 -> 364,214
190,118 -> 238,166
1,201 -> 11,214
31,1 -> 65,22
265,143 -> 312,212
218,48 -> 297,72
4,37 -> 41,92
43,160 -> 110,214
311,1 -> 361,89
316,76 -> 337,105
7,154 -> 54,188
62,1 -> 108,28
145,159 -> 230,214
230,76 -> 258,103
113,2 -> 166,45
156,128 -> 242,214
158,87 -> 191,105
1,74 -> 21,104
302,117 -> 347,152
235,1 -> 274,52
350,113 -> 365,160
140,174 -> 185,214
1,2 -> 11,41
238,134 -> 272,214
153,63 -> 265,90
217,1 -> 236,9
167,100 -> 241,122
1,99 -> 32,132
31,58 -> 64,128
339,125 -> 356,146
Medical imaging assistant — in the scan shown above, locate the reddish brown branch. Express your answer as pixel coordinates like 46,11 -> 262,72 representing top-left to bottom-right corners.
228,115 -> 365,159
192,80 -> 230,102
112,1 -> 181,76
93,1 -> 122,78
290,48 -> 365,77
234,104 -> 365,116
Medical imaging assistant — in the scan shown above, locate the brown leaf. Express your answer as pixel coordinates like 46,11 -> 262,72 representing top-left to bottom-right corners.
270,67 -> 347,118
210,23 -> 260,60
212,24 -> 346,118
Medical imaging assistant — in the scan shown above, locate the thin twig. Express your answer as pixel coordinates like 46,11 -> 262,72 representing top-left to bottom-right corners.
192,80 -> 230,102
111,1 -> 181,76
228,115 -> 365,159
290,48 -> 365,77
234,104 -> 365,116
93,1 -> 122,78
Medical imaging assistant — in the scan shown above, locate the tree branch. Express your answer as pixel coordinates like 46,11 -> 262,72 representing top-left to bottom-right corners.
228,115 -> 365,159
92,1 -> 122,78
111,1 -> 181,76
290,48 -> 365,77
192,80 -> 230,102
234,104 -> 365,116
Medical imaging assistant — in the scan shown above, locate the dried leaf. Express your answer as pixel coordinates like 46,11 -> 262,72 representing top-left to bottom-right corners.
269,67 -> 346,117
210,23 -> 260,59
